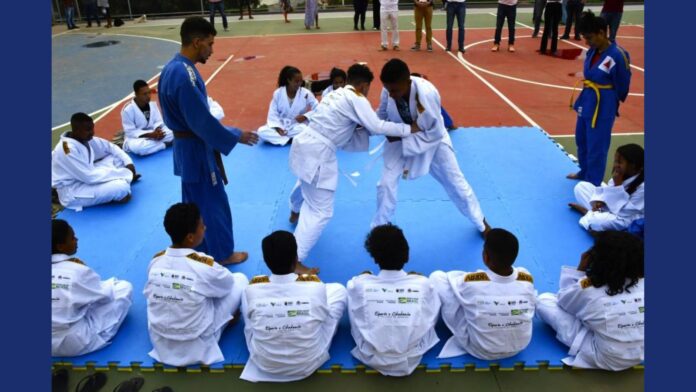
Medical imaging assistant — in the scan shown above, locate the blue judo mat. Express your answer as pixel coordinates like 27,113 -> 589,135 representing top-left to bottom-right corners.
53,127 -> 594,370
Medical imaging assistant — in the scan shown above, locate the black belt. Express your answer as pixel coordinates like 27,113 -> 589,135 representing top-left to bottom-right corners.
173,131 -> 197,139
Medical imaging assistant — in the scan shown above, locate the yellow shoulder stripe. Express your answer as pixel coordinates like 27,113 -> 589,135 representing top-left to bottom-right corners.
580,278 -> 592,289
186,253 -> 214,267
464,272 -> 490,282
296,274 -> 321,283
153,250 -> 166,258
67,257 -> 84,265
250,275 -> 270,284
517,272 -> 534,283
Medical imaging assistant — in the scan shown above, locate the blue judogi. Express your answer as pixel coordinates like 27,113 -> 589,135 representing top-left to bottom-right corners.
572,42 -> 631,186
158,53 -> 241,261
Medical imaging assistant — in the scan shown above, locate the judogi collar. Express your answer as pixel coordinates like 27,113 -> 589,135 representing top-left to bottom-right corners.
165,247 -> 196,257
377,270 -> 407,279
486,268 -> 519,283
270,273 -> 299,283
51,253 -> 71,264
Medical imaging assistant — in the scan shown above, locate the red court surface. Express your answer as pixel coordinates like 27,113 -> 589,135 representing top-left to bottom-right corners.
93,26 -> 644,140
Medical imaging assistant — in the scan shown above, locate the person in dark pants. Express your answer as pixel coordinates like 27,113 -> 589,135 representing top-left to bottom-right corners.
208,0 -> 228,31
354,0 -> 368,30
445,0 -> 466,53
539,0 -> 562,54
532,0 -> 546,37
601,0 -> 624,43
492,0 -> 518,52
84,0 -> 101,27
373,0 -> 381,29
561,0 -> 585,40
239,0 -> 254,20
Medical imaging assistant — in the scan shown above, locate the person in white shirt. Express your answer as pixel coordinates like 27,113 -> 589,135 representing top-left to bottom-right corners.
289,63 -> 422,274
347,224 -> 440,376
257,66 -> 319,146
144,203 -> 248,366
52,219 -> 133,357
240,230 -> 347,382
372,59 -> 491,236
430,228 -> 536,360
379,0 -> 400,50
121,80 -> 174,156
52,112 -> 141,211
537,231 -> 644,371
320,67 -> 347,99
569,144 -> 644,232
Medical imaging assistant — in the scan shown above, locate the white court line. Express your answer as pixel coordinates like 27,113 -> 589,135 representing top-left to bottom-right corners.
554,132 -> 645,138
457,36 -> 644,97
205,54 -> 235,86
512,18 -> 645,73
65,32 -> 180,45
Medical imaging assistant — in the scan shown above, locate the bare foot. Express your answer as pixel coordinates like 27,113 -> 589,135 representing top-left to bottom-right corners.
480,218 -> 492,239
568,203 -> 588,215
295,261 -> 319,275
226,309 -> 241,330
289,211 -> 300,224
220,251 -> 248,266
114,194 -> 132,204
566,172 -> 581,180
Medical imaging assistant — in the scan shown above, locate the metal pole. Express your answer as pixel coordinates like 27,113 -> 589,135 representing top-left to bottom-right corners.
55,0 -> 62,22
75,0 -> 82,21
127,0 -> 133,20
201,0 -> 206,15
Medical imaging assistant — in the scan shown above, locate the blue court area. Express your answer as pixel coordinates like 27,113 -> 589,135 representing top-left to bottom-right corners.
52,33 -> 177,127
53,127 -> 595,370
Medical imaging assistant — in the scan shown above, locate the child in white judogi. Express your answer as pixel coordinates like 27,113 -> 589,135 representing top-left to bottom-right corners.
52,112 -> 140,211
240,231 -> 347,382
257,66 -> 319,146
537,231 -> 644,371
569,144 -> 644,232
121,80 -> 174,156
347,224 -> 440,376
430,228 -> 536,360
320,67 -> 347,99
372,59 -> 490,235
144,203 -> 248,366
52,219 -> 133,357
289,64 -> 422,274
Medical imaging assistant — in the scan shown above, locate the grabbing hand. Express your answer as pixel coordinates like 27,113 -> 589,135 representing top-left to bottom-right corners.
591,201 -> 607,212
274,127 -> 288,136
410,123 -> 422,133
295,114 -> 308,123
240,130 -> 259,146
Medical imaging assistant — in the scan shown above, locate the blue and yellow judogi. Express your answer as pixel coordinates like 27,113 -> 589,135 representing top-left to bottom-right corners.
158,53 -> 241,261
572,43 -> 631,186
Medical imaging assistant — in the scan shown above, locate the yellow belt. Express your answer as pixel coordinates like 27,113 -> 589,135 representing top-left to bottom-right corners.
570,80 -> 614,128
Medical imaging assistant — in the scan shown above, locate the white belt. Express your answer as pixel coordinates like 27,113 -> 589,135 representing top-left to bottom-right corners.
304,126 -> 337,153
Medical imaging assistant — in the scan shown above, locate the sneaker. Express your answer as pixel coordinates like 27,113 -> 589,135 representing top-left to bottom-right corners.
445,47 -> 451,52
574,36 -> 582,41
508,45 -> 515,52
373,27 -> 379,30
411,44 -> 421,51
491,44 -> 499,52
249,15 -> 254,19
458,48 -> 466,54
393,45 -> 400,51
354,27 -> 359,31
560,35 -> 570,40
380,45 -> 388,51
427,43 -> 433,52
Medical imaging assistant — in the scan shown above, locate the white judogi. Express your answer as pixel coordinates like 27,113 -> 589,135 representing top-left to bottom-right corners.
574,175 -> 644,231
347,270 -> 440,376
52,133 -> 135,211
121,99 -> 174,156
289,85 -> 412,261
537,267 -> 644,370
240,274 -> 347,382
257,86 -> 319,146
143,248 -> 248,366
430,268 -> 536,360
208,96 -> 225,121
321,85 -> 334,99
380,0 -> 400,47
372,76 -> 486,231
52,254 -> 133,357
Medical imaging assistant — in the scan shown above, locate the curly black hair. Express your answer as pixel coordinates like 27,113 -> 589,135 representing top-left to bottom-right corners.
52,219 -> 72,254
586,231 -> 644,296
364,224 -> 409,270
164,203 -> 201,245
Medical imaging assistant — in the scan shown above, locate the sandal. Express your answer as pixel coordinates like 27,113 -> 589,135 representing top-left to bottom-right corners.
75,373 -> 108,392
112,377 -> 145,392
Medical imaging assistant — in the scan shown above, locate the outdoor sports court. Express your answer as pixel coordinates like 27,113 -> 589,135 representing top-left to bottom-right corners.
51,5 -> 644,391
